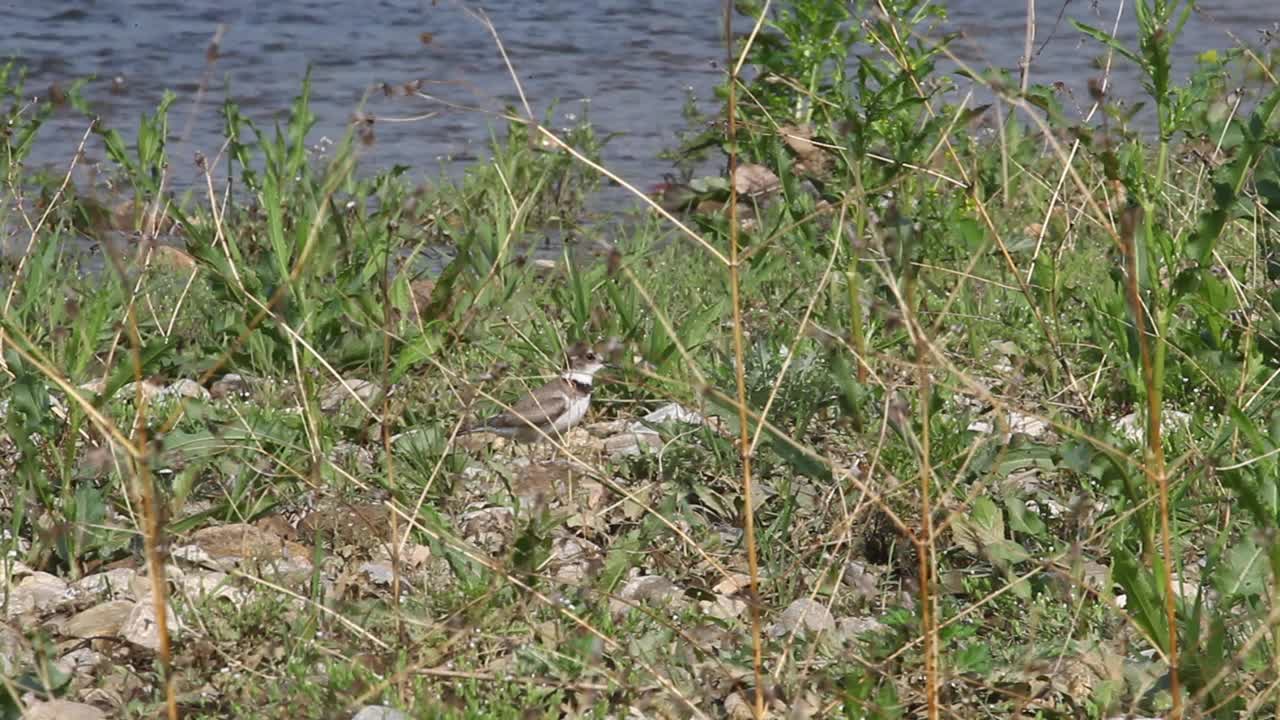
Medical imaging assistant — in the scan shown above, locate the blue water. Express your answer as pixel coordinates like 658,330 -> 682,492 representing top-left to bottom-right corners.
2,0 -> 1275,204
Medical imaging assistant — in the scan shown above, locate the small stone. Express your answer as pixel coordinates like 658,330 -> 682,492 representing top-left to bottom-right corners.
460,507 -> 514,553
367,543 -> 430,571
56,646 -> 105,675
1009,411 -> 1049,438
118,380 -> 167,402
319,378 -> 380,412
166,379 -> 210,400
549,536 -> 600,583
148,244 -> 196,270
770,598 -> 836,637
836,615 -> 889,643
351,706 -> 408,720
968,410 -> 1049,440
6,571 -> 72,618
127,564 -> 185,601
210,373 -> 253,400
611,575 -> 683,614
732,163 -> 781,197
0,622 -> 31,675
121,599 -> 181,650
779,123 -> 818,158
74,568 -> 139,600
23,700 -> 106,720
174,571 -> 245,606
359,562 -> 395,587
700,595 -> 748,621
605,429 -> 661,458
724,691 -> 755,720
583,419 -> 629,437
298,504 -> 391,547
787,691 -> 823,720
1115,410 -> 1192,443
530,258 -> 561,281
842,561 -> 880,605
178,523 -> 312,576
511,461 -> 567,505
63,600 -> 135,639
712,573 -> 753,595
642,402 -> 707,426
967,419 -> 994,434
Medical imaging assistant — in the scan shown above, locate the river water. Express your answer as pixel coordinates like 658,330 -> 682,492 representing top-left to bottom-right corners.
3,1 -> 1277,204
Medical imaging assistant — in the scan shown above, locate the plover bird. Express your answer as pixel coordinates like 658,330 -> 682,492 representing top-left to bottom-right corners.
463,346 -> 605,445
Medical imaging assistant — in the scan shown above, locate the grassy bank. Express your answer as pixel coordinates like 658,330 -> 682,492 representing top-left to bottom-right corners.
3,1 -> 1280,718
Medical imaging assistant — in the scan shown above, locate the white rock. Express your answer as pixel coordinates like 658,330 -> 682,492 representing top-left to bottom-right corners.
352,706 -> 409,720
56,646 -> 105,675
170,543 -> 218,567
549,536 -> 600,583
1114,410 -> 1192,443
166,379 -> 210,400
359,562 -> 396,587
74,568 -> 139,600
460,507 -> 514,553
174,570 -> 245,606
63,600 -> 136,639
732,163 -> 781,196
121,599 -> 181,650
842,561 -> 880,604
320,378 -> 380,412
968,410 -> 1049,439
605,402 -> 714,458
119,380 -> 167,402
459,463 -> 490,480
23,700 -> 106,720
611,575 -> 683,614
605,429 -> 662,458
0,622 -> 31,674
837,615 -> 889,642
724,691 -> 756,720
370,543 -> 431,569
712,573 -> 753,595
769,598 -> 836,637
5,571 -> 72,617
700,595 -> 748,621
642,403 -> 708,426
967,419 -> 994,434
1,560 -> 34,588
210,373 -> 253,400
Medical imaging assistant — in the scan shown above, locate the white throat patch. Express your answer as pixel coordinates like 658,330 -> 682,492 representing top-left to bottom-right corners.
565,371 -> 596,387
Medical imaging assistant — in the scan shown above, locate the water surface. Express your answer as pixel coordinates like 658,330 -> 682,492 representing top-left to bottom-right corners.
3,1 -> 1276,200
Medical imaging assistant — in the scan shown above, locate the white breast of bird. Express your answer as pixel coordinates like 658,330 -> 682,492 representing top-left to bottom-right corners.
552,393 -> 591,433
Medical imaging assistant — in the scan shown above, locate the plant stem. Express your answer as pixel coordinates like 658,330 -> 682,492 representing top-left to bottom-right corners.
725,3 -> 767,717
1127,203 -> 1180,718
907,271 -> 939,720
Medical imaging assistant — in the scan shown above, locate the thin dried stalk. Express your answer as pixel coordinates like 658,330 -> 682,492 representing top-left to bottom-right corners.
724,2 -> 767,717
1120,205 -> 1181,717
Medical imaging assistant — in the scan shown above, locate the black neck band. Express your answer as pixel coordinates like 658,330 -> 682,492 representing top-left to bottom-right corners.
570,378 -> 593,394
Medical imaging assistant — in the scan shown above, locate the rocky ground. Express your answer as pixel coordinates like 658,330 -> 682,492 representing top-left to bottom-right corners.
4,365 -> 1201,717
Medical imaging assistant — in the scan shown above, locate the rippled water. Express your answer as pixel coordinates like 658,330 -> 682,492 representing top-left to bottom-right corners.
4,1 -> 1277,198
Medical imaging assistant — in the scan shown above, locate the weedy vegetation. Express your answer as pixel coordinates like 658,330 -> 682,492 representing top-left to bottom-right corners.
2,0 -> 1280,718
